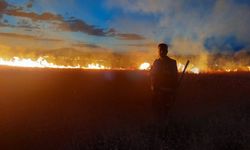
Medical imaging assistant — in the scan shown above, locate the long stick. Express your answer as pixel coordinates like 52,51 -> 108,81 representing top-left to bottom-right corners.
169,60 -> 190,114
178,60 -> 190,87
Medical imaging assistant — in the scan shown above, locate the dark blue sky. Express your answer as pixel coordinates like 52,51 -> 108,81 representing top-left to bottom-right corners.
0,0 -> 250,54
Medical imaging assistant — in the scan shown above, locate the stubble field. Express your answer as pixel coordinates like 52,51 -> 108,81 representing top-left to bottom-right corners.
0,66 -> 249,150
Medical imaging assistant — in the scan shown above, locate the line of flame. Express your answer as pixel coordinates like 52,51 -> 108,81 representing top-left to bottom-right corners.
0,57 -> 249,73
0,57 -> 110,70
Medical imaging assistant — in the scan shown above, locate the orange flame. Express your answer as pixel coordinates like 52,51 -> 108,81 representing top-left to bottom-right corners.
0,56 -> 249,73
86,63 -> 111,70
139,62 -> 151,70
0,57 -> 110,70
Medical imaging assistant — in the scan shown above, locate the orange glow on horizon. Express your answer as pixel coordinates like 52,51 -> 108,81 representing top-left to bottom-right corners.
0,56 -> 249,73
0,57 -> 110,70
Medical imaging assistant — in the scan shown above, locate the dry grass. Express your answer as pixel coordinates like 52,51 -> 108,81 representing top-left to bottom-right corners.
0,67 -> 249,149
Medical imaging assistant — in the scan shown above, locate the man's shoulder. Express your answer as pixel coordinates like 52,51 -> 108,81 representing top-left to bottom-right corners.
153,58 -> 159,61
165,57 -> 177,65
153,57 -> 177,65
167,57 -> 177,63
153,58 -> 161,64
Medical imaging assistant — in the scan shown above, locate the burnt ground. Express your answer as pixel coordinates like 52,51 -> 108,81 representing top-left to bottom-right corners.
0,67 -> 249,150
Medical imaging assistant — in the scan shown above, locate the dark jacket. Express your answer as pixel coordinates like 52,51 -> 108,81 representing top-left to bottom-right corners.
150,56 -> 178,93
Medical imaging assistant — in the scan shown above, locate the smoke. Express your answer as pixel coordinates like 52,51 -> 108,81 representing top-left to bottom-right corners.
104,0 -> 250,71
106,0 -> 250,43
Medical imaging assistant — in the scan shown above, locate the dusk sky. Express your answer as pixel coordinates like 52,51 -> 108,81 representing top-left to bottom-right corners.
0,0 -> 250,55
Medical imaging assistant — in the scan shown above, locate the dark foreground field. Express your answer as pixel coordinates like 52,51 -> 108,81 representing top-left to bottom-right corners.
0,67 -> 249,150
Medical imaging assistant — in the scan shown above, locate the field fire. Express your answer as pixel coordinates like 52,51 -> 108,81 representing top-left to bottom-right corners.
0,56 -> 249,74
1,0 -> 250,149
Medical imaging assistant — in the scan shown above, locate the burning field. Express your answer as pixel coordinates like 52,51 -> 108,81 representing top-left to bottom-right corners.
0,66 -> 249,150
1,0 -> 250,149
0,53 -> 250,74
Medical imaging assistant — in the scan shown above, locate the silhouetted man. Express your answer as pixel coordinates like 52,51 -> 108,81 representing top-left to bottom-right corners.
150,43 -> 178,122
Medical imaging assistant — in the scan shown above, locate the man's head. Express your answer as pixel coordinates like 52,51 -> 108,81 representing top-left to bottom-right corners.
158,43 -> 168,58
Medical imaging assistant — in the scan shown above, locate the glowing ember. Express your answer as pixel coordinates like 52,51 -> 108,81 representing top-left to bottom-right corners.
190,68 -> 200,74
85,63 -> 110,70
139,62 -> 151,70
177,63 -> 185,71
225,69 -> 231,72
